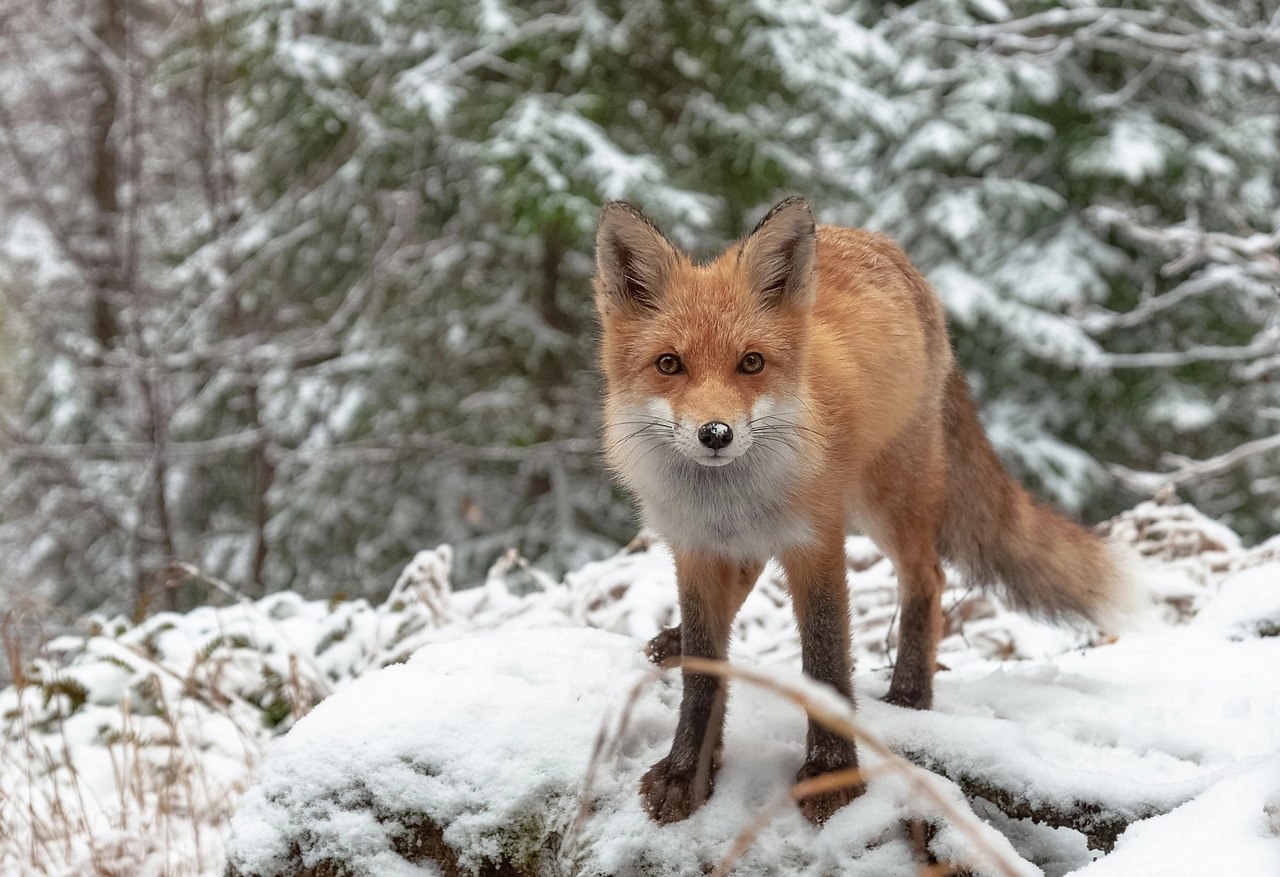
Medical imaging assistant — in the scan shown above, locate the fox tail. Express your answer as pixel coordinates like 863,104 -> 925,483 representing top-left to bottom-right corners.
937,368 -> 1140,631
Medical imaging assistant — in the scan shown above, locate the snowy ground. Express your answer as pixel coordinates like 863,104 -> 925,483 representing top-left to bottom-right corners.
3,499 -> 1279,876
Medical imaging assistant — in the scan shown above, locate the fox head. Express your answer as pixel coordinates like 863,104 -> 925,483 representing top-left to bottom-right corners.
593,197 -> 820,518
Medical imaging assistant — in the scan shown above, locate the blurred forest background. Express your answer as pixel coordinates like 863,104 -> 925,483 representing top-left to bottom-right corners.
0,0 -> 1277,620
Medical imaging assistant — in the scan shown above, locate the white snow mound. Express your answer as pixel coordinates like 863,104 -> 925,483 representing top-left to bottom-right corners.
227,628 -> 1038,877
225,506 -> 1280,876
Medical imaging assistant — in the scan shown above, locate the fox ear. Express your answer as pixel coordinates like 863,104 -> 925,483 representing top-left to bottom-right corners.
594,202 -> 681,315
738,197 -> 816,309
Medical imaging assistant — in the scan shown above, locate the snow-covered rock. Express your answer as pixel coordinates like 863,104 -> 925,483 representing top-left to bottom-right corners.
222,504 -> 1280,877
226,628 -> 1040,877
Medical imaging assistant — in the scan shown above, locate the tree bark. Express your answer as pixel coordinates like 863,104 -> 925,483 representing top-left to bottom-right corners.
89,0 -> 124,350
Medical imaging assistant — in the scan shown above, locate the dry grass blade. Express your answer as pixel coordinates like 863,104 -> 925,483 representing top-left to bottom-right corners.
680,657 -> 1026,877
2,612 -> 26,689
564,666 -> 663,858
710,766 -> 875,877
790,766 -> 869,802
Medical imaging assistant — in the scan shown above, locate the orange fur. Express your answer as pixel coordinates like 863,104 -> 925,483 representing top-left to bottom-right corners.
593,198 -> 1133,824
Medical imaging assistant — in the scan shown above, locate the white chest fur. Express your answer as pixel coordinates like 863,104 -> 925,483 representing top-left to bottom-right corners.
615,436 -> 815,561
641,470 -> 814,559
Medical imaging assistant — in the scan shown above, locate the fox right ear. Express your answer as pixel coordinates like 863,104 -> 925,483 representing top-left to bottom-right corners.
594,202 -> 681,315
738,197 -> 816,310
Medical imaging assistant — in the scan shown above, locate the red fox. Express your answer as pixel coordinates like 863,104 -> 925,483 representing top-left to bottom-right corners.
593,197 -> 1137,825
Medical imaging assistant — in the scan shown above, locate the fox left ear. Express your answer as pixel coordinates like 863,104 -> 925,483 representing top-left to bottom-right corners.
738,197 -> 816,310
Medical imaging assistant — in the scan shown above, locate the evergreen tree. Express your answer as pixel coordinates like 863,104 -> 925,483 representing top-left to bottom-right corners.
1,0 -> 1275,617
809,0 -> 1280,535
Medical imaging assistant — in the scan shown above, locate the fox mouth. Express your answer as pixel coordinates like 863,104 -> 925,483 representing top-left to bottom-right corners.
675,434 -> 749,467
605,402 -> 786,471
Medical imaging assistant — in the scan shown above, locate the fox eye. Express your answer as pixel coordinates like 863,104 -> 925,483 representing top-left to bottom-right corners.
655,354 -> 684,375
739,352 -> 765,374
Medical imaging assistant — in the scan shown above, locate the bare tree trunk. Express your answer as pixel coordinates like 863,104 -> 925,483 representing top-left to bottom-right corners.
141,372 -> 179,615
248,383 -> 275,596
536,224 -> 570,337
89,0 -> 123,351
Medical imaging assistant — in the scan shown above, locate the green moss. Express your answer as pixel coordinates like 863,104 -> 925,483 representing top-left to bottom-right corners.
262,698 -> 293,729
496,792 -> 569,874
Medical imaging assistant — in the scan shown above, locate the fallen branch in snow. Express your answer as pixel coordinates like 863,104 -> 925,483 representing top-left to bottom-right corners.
893,746 -> 1162,853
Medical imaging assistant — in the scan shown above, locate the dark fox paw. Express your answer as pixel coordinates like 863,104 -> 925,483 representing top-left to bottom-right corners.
639,755 -> 714,823
644,625 -> 682,667
794,758 -> 865,825
882,685 -> 931,710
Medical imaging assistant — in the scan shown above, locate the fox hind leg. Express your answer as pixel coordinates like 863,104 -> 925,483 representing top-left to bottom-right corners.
644,625 -> 682,667
883,543 -> 945,710
862,417 -> 948,711
879,481 -> 947,710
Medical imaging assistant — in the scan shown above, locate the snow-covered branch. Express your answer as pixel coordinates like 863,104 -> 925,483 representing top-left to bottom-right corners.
1099,330 -> 1279,369
1092,207 -> 1280,277
1113,431 -> 1280,492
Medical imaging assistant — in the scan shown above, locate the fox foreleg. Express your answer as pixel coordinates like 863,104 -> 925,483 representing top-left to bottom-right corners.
639,555 -> 760,822
783,534 -> 865,824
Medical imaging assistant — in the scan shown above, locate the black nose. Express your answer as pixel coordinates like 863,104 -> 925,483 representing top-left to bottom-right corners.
698,421 -> 733,450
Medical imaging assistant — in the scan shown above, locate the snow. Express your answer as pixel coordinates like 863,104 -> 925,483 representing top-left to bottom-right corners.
1070,116 -> 1183,186
229,628 -> 1041,877
207,502 -> 1277,876
1079,759 -> 1280,877
1146,387 -> 1220,433
481,93 -> 717,231
5,499 -> 1279,876
278,37 -> 348,83
1194,565 -> 1280,638
223,544 -> 1280,875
